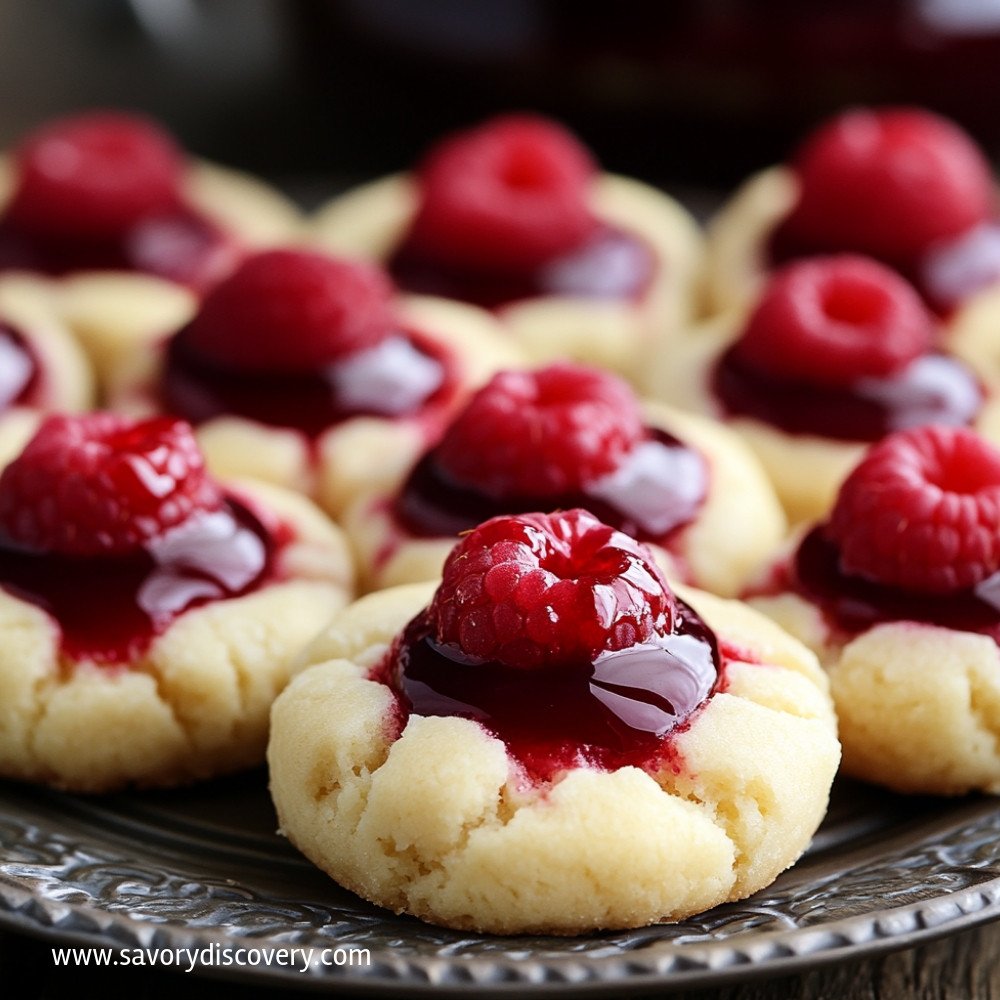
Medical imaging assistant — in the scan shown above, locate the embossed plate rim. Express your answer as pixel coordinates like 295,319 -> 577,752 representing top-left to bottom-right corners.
4,782 -> 1000,994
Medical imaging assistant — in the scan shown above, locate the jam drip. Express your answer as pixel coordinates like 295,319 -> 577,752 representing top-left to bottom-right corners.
386,602 -> 719,783
783,526 -> 1000,642
0,206 -> 238,291
713,347 -> 982,441
160,327 -> 453,437
0,323 -> 40,410
395,428 -> 708,544
388,223 -> 656,310
0,498 -> 282,663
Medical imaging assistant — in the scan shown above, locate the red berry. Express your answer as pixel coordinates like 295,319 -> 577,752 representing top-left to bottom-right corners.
408,114 -> 598,271
429,509 -> 674,669
5,111 -> 184,239
434,363 -> 645,497
0,414 -> 223,556
734,256 -> 934,387
183,249 -> 395,372
782,107 -> 994,266
827,426 -> 1000,593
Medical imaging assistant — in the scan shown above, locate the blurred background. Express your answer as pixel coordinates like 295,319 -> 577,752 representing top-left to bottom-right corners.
3,0 -> 1000,199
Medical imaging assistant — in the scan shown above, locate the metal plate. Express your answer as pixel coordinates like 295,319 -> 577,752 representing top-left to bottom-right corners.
2,772 -> 1000,994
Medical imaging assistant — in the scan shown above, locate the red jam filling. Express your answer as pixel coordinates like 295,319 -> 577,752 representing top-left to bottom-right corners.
769,220 -> 1000,317
387,222 -> 656,310
712,347 -> 983,441
0,497 -> 286,664
0,205 -> 239,292
394,427 -> 708,545
160,325 -> 456,438
0,323 -> 40,410
380,600 -> 719,784
773,526 -> 1000,642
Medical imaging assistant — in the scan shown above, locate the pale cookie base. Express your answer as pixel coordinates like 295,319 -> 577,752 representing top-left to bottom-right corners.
342,400 -> 786,597
747,590 -> 1000,795
0,156 -> 302,389
107,295 -> 525,520
704,166 -> 798,316
0,479 -> 355,793
309,172 -> 704,383
0,274 -> 96,471
268,582 -> 839,935
645,312 -> 1000,525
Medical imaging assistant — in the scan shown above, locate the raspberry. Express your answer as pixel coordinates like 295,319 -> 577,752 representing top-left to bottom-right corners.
5,111 -> 184,240
0,414 -> 223,556
434,363 -> 645,497
428,510 -> 674,669
407,114 -> 598,271
827,426 -> 1000,593
183,249 -> 395,372
781,107 -> 994,267
733,256 -> 934,387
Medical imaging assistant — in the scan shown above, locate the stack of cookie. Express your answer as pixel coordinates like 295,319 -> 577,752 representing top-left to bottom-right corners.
1,104 -> 997,935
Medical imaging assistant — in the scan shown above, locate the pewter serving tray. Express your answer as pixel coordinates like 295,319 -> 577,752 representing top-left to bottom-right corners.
2,772 -> 1000,994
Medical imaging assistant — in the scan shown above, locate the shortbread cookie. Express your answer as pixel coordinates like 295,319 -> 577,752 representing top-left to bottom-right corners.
107,248 -> 523,519
0,111 -> 300,386
344,362 -> 785,596
0,413 -> 353,793
705,106 -> 1000,374
748,426 -> 1000,795
649,255 -> 1000,524
269,509 -> 839,935
311,115 -> 703,382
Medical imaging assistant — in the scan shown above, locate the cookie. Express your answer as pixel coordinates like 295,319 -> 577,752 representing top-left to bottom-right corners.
0,413 -> 353,792
269,510 -> 839,934
310,114 -> 703,382
747,425 -> 1000,795
106,248 -> 523,519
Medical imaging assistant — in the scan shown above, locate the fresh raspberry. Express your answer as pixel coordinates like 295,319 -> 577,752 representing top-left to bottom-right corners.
733,256 -> 934,387
5,111 -> 184,240
428,509 -> 675,669
826,426 -> 1000,593
434,363 -> 645,497
182,249 -> 395,372
781,107 -> 994,267
0,414 -> 223,556
407,114 -> 598,271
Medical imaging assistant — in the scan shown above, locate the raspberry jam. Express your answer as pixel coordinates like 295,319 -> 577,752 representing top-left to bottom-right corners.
384,601 -> 719,783
0,323 -> 39,410
388,223 -> 656,310
0,498 -> 283,663
0,206 -> 238,291
394,428 -> 708,543
712,347 -> 982,441
160,326 -> 454,437
776,526 -> 1000,642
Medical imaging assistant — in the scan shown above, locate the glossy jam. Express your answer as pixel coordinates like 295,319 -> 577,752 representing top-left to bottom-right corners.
0,498 -> 284,663
713,347 -> 983,441
395,428 -> 708,543
161,327 -> 454,438
0,206 -> 239,291
0,323 -> 39,410
384,601 -> 719,783
779,526 -> 1000,642
769,216 -> 1000,315
388,223 -> 656,309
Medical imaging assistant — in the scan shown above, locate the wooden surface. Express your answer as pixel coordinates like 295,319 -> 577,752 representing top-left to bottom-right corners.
3,919 -> 1000,998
